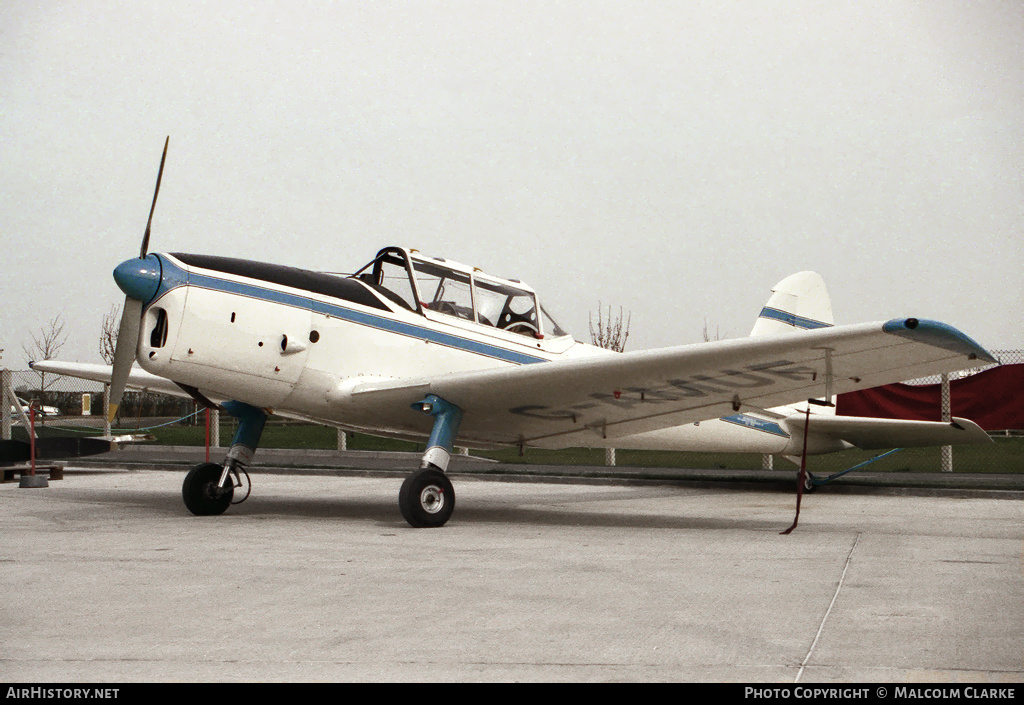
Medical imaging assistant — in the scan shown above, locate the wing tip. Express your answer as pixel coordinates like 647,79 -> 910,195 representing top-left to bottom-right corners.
882,318 -> 998,364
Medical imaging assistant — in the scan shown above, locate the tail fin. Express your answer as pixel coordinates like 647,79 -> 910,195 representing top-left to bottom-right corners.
753,272 -> 837,416
750,271 -> 834,337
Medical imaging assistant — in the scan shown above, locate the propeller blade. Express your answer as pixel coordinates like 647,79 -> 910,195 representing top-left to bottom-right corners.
140,136 -> 169,259
107,297 -> 143,423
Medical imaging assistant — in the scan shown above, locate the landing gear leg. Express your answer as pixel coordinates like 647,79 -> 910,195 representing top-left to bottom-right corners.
400,395 -> 462,528
182,401 -> 266,517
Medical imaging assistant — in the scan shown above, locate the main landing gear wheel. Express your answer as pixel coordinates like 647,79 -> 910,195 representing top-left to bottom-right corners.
399,467 -> 455,528
182,462 -> 234,516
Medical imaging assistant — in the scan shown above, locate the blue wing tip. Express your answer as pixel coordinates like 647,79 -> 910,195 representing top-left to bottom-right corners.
883,318 -> 998,364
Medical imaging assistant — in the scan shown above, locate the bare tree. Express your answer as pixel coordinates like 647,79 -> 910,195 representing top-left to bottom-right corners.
100,304 -> 120,365
589,302 -> 632,467
702,316 -> 725,342
23,315 -> 68,382
589,302 -> 631,352
22,316 -> 69,415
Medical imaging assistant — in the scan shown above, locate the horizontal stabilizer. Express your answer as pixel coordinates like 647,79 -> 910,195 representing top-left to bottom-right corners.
788,414 -> 992,451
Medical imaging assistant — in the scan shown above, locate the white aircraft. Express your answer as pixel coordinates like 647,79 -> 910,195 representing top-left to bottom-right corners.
32,141 -> 996,527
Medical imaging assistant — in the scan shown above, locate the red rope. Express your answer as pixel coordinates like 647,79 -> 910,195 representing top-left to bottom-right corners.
29,405 -> 36,476
781,407 -> 811,535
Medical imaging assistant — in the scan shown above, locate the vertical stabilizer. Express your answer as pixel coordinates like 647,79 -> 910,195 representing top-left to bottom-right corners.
752,271 -> 837,416
750,271 -> 834,337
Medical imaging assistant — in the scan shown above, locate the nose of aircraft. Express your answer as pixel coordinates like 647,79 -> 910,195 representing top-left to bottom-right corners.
113,254 -> 161,303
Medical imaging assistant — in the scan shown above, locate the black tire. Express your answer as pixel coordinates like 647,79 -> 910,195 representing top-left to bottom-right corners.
399,468 -> 455,528
182,462 -> 234,516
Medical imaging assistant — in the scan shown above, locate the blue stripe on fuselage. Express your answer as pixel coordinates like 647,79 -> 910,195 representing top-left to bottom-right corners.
720,413 -> 790,437
151,254 -> 548,366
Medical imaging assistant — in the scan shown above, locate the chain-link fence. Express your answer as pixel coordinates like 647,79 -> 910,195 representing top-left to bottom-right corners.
3,367 -> 206,439
7,368 -> 197,420
0,368 -> 371,452
906,349 -> 1022,384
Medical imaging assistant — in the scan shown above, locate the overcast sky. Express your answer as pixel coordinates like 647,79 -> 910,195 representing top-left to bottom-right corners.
2,1 -> 1021,369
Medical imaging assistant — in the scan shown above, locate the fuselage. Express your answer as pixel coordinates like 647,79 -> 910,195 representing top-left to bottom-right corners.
124,250 -> 598,440
117,248 -> 823,455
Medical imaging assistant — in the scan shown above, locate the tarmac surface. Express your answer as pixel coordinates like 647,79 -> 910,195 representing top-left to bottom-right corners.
2,448 -> 1022,682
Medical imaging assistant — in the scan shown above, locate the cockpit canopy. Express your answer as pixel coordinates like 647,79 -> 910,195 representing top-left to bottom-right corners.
352,247 -> 568,339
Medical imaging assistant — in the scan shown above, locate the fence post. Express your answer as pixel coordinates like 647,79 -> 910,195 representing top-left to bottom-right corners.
605,447 -> 616,466
1,369 -> 11,441
337,428 -> 346,451
941,373 -> 953,472
211,408 -> 220,447
103,383 -> 111,436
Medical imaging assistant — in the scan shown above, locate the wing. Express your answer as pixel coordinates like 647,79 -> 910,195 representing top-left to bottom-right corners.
343,318 -> 996,448
787,415 -> 992,450
27,360 -> 337,433
28,362 -> 189,398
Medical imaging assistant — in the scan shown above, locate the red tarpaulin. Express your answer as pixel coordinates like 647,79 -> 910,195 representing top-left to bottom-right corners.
836,364 -> 1024,431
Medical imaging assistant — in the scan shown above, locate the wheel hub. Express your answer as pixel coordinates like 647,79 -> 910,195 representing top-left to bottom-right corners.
203,481 -> 228,500
419,485 -> 445,514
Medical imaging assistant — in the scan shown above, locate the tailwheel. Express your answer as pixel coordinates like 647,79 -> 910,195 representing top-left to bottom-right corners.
182,462 -> 234,516
399,467 -> 455,528
803,472 -> 817,493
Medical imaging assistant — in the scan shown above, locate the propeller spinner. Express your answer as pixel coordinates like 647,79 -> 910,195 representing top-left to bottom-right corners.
107,137 -> 169,422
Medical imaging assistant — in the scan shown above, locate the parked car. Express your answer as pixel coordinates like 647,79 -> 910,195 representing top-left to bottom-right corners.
9,396 -> 60,417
